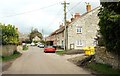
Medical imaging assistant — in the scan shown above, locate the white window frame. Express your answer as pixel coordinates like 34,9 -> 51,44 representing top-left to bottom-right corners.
76,40 -> 83,46
76,26 -> 82,33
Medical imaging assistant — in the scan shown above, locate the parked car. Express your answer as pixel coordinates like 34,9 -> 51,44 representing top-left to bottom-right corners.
22,43 -> 26,45
44,46 -> 56,53
31,42 -> 35,46
37,43 -> 44,48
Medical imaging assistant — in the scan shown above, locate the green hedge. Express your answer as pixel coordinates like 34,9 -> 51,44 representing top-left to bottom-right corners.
98,2 -> 120,55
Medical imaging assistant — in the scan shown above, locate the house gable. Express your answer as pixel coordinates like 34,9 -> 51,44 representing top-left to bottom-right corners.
67,7 -> 100,50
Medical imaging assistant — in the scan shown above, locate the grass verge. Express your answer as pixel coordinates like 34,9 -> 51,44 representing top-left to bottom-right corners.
0,57 -> 2,62
2,51 -> 22,62
86,62 -> 120,75
68,55 -> 120,76
22,45 -> 28,50
55,50 -> 65,55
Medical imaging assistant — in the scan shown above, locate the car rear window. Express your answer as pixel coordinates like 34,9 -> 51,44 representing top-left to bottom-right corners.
45,46 -> 53,48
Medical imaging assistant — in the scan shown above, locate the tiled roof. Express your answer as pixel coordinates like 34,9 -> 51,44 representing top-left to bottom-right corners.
49,6 -> 100,37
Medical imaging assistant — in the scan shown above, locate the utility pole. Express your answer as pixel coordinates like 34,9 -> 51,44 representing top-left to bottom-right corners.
62,0 -> 69,50
41,28 -> 44,40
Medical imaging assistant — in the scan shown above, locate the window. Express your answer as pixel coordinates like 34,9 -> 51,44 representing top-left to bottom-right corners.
76,27 -> 82,33
76,40 -> 83,46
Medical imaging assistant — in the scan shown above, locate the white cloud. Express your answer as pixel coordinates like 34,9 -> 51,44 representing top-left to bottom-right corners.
0,0 -> 100,36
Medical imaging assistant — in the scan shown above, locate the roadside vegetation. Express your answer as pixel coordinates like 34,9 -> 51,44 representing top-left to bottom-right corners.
98,2 -> 120,57
87,62 -> 120,75
56,49 -> 84,55
0,23 -> 19,45
22,44 -> 29,50
55,50 -> 65,55
0,57 -> 2,62
2,51 -> 21,62
0,23 -> 21,61
68,55 -> 120,75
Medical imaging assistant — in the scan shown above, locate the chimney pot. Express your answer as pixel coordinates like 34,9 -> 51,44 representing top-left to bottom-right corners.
74,13 -> 80,19
86,3 -> 91,12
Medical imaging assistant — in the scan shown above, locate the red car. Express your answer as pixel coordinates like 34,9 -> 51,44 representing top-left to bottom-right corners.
44,46 -> 56,53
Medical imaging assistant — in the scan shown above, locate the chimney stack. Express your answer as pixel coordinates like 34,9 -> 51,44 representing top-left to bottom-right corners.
74,13 -> 80,19
86,3 -> 91,12
71,18 -> 74,22
59,23 -> 63,28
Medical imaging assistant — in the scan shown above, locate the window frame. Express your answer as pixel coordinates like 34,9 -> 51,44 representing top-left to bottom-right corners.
76,40 -> 83,46
76,26 -> 82,33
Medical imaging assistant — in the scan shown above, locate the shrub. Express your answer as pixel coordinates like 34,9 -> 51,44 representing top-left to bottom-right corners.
98,2 -> 120,55
0,23 -> 19,45
22,44 -> 28,50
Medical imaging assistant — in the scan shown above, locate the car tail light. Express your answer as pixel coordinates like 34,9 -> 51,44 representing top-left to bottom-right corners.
44,48 -> 47,50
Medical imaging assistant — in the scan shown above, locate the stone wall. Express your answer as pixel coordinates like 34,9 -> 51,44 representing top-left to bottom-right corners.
0,45 -> 17,56
95,46 -> 120,69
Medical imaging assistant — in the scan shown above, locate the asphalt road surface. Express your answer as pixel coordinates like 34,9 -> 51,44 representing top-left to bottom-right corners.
3,46 -> 91,74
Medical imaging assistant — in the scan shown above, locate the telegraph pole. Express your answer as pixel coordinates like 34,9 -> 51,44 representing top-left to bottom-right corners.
62,0 -> 69,50
41,28 -> 44,39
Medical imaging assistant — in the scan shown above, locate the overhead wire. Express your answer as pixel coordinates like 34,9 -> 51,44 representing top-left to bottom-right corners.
1,1 -> 63,18
47,7 -> 63,28
42,7 -> 64,36
66,0 -> 83,15
47,0 -> 83,34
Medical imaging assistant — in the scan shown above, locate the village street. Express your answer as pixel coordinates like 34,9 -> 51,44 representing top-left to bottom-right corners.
2,46 -> 91,74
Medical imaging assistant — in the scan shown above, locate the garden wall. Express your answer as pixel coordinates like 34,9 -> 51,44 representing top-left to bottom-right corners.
95,46 -> 120,69
0,45 -> 17,56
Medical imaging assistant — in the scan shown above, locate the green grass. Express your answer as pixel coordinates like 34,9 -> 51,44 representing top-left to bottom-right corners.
0,57 -> 2,62
22,45 -> 28,50
2,51 -> 21,62
87,62 -> 120,76
55,50 -> 65,55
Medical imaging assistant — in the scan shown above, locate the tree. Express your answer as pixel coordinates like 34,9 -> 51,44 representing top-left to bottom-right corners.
98,2 -> 120,54
29,28 -> 43,41
0,23 -> 19,45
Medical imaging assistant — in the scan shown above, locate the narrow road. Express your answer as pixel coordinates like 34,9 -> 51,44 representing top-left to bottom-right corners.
3,46 -> 91,74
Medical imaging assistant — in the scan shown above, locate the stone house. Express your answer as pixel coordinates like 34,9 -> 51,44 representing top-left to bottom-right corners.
67,5 -> 100,49
46,4 -> 100,50
46,24 -> 65,48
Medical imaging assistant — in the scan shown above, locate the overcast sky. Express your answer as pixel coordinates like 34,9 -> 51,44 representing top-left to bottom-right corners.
0,0 -> 100,36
